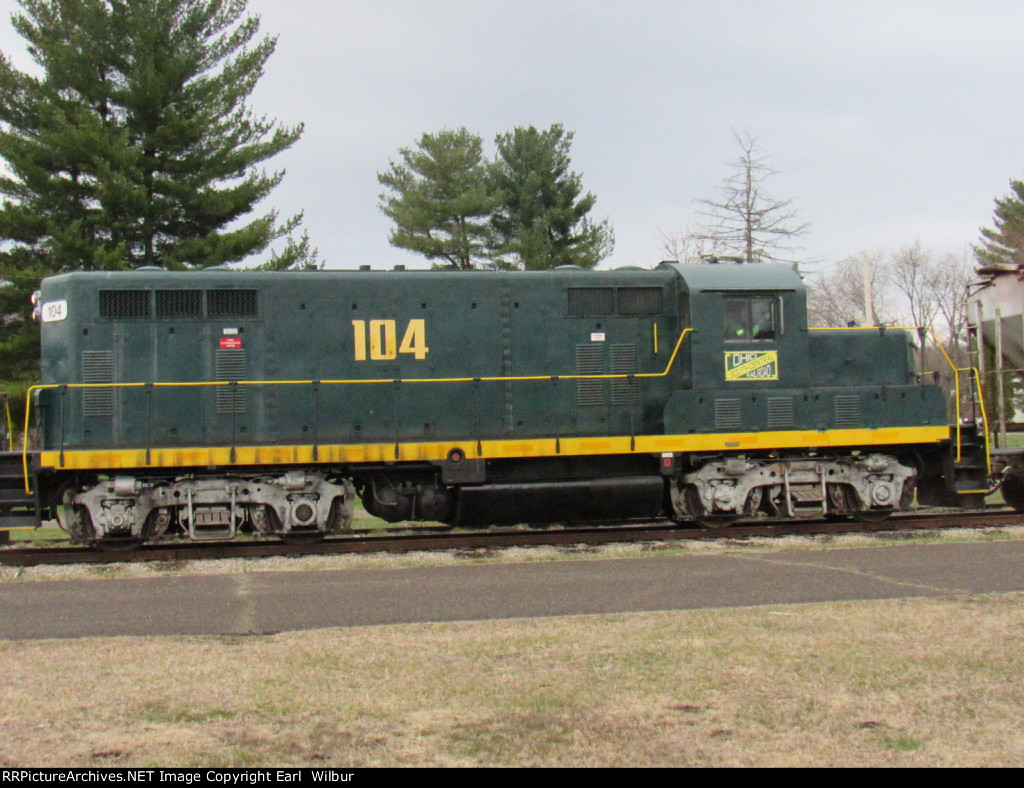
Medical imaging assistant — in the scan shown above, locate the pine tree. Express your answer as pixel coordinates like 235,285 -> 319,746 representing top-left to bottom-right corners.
0,0 -> 307,271
976,179 -> 1024,268
377,128 -> 497,270
0,0 -> 309,411
490,124 -> 613,270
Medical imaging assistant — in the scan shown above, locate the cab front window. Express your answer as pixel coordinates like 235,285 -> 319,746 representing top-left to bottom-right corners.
723,296 -> 776,341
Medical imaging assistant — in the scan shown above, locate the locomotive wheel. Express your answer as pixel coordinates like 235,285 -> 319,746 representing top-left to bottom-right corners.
62,501 -> 95,543
72,504 -> 144,549
1000,466 -> 1024,512
678,484 -> 738,528
836,486 -> 892,524
69,495 -> 146,550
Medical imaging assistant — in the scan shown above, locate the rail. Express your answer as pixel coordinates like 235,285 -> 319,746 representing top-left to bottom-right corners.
809,325 -> 991,471
20,329 -> 696,493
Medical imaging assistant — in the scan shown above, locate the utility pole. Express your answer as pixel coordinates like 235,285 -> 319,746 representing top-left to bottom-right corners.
862,252 -> 875,326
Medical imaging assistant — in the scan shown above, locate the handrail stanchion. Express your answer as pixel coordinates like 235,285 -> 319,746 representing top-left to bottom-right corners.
809,325 -> 993,477
473,378 -> 482,456
145,383 -> 153,466
393,380 -> 401,460
229,381 -> 237,464
312,381 -> 320,462
16,328 -> 697,485
58,384 -> 67,469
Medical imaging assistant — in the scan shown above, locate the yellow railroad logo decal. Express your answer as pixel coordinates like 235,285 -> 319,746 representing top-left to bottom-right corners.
725,350 -> 779,381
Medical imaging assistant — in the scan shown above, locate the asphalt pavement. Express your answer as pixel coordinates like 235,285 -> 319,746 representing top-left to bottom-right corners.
2,540 -> 1023,640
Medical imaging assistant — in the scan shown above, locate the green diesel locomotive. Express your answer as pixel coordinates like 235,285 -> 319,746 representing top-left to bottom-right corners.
7,261 -> 992,547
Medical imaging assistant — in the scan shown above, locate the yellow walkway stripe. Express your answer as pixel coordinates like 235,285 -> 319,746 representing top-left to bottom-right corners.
38,426 -> 951,473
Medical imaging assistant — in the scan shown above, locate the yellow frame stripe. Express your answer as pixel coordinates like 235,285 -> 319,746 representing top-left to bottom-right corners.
38,426 -> 952,473
20,326 -> 972,487
21,329 -> 696,491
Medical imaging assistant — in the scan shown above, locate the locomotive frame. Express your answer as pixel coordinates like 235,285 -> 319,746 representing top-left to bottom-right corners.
0,261 -> 997,546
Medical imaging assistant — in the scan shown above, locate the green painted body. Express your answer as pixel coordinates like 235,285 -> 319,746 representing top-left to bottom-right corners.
38,267 -> 682,450
36,262 -> 948,453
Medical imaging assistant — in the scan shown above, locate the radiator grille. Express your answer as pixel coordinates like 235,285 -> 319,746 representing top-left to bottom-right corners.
610,344 -> 638,405
575,344 -> 605,406
99,290 -> 150,319
156,290 -> 202,318
714,398 -> 742,430
567,287 -> 663,316
766,396 -> 795,428
567,288 -> 614,316
81,351 -> 115,417
617,287 -> 663,315
834,395 -> 862,428
215,349 -> 247,414
207,290 -> 257,318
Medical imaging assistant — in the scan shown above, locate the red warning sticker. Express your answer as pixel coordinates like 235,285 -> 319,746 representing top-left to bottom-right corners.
219,337 -> 242,349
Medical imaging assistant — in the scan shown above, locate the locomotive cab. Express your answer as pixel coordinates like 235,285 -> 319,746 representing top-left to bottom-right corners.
660,261 -> 809,433
657,261 -> 952,524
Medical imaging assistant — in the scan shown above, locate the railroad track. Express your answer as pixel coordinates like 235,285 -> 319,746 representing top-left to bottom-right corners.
3,508 -> 1023,568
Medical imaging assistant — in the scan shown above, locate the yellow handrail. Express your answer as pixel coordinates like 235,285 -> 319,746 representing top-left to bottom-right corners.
971,368 -> 993,474
20,329 -> 696,493
22,324 -> 993,491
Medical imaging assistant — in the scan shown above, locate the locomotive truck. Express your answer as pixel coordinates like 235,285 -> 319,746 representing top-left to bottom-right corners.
0,261 -> 994,548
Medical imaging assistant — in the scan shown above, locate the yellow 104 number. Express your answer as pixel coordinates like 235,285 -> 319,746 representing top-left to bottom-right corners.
352,319 -> 429,361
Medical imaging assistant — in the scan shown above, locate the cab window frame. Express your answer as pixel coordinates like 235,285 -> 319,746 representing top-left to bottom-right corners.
722,294 -> 779,342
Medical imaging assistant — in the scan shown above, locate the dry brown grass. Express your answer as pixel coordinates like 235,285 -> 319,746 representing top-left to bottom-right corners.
2,594 -> 1024,767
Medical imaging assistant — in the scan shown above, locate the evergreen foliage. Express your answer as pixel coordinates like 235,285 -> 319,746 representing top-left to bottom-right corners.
0,0 -> 309,409
378,124 -> 612,270
490,124 -> 613,270
377,128 -> 497,270
976,179 -> 1024,268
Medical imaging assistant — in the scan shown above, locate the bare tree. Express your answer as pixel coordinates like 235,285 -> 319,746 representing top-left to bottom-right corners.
888,242 -> 973,356
693,131 -> 810,265
808,243 -> 971,338
809,244 -> 974,417
656,227 -> 719,264
887,242 -> 975,411
889,240 -> 942,330
929,248 -> 974,366
806,252 -> 893,327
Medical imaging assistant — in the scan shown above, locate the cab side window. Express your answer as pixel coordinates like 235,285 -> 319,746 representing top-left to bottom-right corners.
723,296 -> 776,341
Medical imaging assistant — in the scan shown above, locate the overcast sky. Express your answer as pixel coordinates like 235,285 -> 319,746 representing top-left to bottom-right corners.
2,0 -> 1022,272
